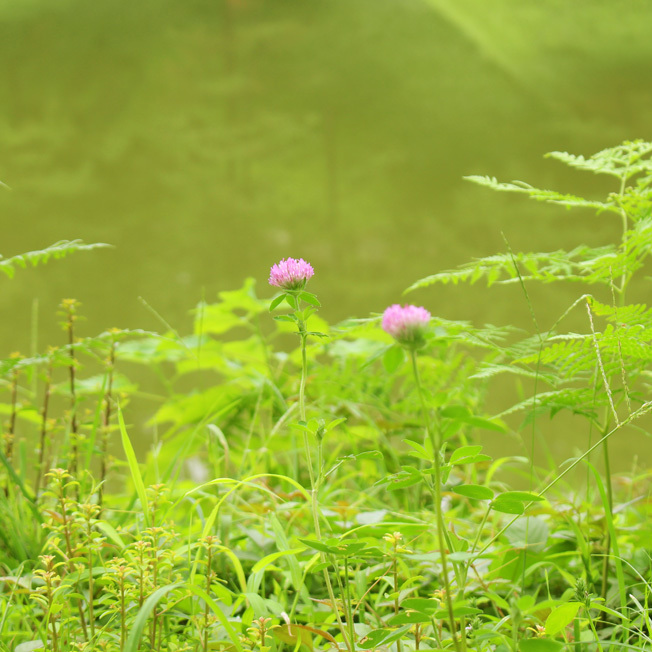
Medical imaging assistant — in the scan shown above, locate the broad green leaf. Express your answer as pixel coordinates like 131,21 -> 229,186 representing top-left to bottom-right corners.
452,484 -> 494,500
449,445 -> 483,464
387,611 -> 431,625
434,606 -> 481,618
269,294 -> 286,311
15,643 -> 46,652
491,499 -> 525,515
299,291 -> 321,307
519,640 -> 564,652
401,598 -> 440,614
441,406 -> 471,419
545,602 -> 582,636
383,345 -> 405,373
359,625 -> 412,650
505,517 -> 549,553
297,538 -> 340,555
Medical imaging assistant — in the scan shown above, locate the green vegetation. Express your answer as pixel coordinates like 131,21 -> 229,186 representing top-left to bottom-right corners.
2,141 -> 652,651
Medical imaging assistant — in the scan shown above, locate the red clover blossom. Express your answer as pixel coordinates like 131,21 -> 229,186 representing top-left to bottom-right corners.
269,257 -> 314,291
382,304 -> 431,349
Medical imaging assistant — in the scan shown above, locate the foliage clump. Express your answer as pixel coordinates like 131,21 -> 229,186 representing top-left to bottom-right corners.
2,142 -> 652,651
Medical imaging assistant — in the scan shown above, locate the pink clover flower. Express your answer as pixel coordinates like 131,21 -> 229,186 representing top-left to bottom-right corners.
269,257 -> 314,291
382,304 -> 431,349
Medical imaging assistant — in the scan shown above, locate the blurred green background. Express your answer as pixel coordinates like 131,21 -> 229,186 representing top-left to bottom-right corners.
2,0 -> 652,464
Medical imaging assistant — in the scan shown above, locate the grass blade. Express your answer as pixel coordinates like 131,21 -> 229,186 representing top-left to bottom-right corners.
117,404 -> 150,529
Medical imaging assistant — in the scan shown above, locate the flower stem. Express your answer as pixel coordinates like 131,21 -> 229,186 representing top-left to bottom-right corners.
298,322 -> 351,652
410,350 -> 462,652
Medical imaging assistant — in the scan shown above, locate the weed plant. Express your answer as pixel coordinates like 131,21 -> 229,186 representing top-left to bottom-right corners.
2,142 -> 652,651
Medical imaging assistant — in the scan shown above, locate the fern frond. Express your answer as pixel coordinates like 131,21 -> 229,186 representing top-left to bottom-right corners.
496,388 -> 601,421
465,176 -> 618,213
590,301 -> 652,328
546,140 -> 652,181
0,240 -> 110,279
470,363 -> 557,385
405,246 -> 616,292
615,184 -> 652,222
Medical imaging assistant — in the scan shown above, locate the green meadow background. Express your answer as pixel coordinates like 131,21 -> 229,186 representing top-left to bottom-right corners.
2,0 -> 652,464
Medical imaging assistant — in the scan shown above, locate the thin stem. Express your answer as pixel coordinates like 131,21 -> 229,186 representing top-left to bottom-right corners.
344,556 -> 356,651
298,324 -> 351,652
410,350 -> 462,652
99,339 -> 116,509
600,422 -> 613,603
66,308 -> 79,484
34,360 -> 52,498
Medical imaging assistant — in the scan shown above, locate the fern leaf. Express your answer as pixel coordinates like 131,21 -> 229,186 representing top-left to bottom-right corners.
405,246 -> 618,292
0,240 -> 110,279
546,141 -> 652,180
465,176 -> 617,213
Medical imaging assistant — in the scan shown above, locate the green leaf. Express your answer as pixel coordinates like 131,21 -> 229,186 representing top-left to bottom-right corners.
387,611 -> 431,625
545,602 -> 582,636
449,445 -> 483,464
273,315 -> 296,323
434,606 -> 481,618
385,466 -> 423,490
401,598 -> 440,614
299,291 -> 321,307
251,548 -> 306,574
359,625 -> 412,650
118,405 -> 150,529
124,583 -> 183,652
505,516 -> 549,553
519,640 -> 564,652
269,294 -> 286,311
94,521 -> 126,550
297,538 -> 339,555
441,406 -> 471,419
383,345 -> 405,373
15,643 -> 46,652
453,484 -> 494,500
491,499 -> 525,515
403,438 -> 432,461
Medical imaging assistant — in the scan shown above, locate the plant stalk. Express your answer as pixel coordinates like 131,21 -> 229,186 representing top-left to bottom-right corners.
411,350 -> 462,652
